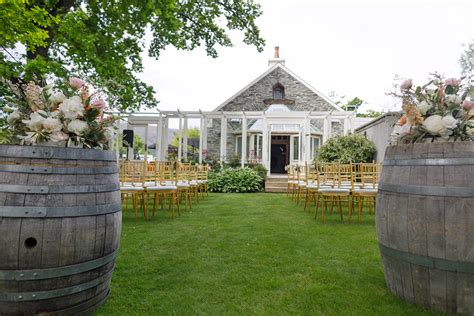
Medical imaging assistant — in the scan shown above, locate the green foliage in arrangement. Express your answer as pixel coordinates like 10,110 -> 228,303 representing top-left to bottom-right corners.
0,1 -> 265,112
317,134 -> 376,164
208,167 -> 263,193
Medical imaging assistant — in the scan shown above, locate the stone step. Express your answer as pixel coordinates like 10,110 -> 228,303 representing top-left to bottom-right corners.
265,178 -> 288,183
264,180 -> 287,185
265,187 -> 287,193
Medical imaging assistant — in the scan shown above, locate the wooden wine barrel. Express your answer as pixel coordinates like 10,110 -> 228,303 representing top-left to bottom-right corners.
376,142 -> 474,314
0,145 -> 121,315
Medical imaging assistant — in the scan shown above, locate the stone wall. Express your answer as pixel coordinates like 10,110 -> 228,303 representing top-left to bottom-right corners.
206,66 -> 341,159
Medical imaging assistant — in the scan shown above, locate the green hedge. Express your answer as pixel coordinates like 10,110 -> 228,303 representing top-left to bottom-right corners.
208,167 -> 263,193
317,134 -> 376,163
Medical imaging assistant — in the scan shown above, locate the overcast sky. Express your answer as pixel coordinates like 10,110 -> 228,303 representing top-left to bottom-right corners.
138,0 -> 473,119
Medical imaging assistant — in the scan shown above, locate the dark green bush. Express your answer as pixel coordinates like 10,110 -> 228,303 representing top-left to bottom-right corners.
317,134 -> 376,163
208,167 -> 263,193
245,163 -> 268,180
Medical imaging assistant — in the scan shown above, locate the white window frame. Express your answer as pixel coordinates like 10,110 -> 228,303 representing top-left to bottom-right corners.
290,134 -> 300,163
310,136 -> 321,161
235,135 -> 242,158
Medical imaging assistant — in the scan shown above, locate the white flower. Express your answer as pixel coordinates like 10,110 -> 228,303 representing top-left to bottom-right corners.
59,96 -> 84,119
441,114 -> 458,129
445,95 -> 462,106
49,92 -> 67,104
67,138 -> 84,148
416,101 -> 432,115
6,111 -> 21,123
391,122 -> 412,137
422,115 -> 446,135
104,126 -> 115,141
49,131 -> 69,143
42,117 -> 63,133
67,119 -> 88,135
18,132 -> 39,145
22,110 -> 47,131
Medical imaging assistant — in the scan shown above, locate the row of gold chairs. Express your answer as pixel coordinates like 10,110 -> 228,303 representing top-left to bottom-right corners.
119,160 -> 209,221
287,161 -> 381,224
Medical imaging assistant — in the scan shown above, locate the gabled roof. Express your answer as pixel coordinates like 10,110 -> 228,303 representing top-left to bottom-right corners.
213,63 -> 344,112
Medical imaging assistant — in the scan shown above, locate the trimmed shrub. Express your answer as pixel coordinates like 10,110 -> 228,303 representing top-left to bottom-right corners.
245,163 -> 268,181
317,134 -> 376,163
208,167 -> 263,193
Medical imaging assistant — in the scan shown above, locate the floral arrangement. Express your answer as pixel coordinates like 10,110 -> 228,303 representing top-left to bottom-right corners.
391,73 -> 474,143
1,77 -> 117,149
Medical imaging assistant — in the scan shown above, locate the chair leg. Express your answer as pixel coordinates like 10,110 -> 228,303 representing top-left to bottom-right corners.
347,195 -> 354,224
314,193 -> 320,219
358,197 -> 363,224
132,194 -> 138,222
321,196 -> 326,224
304,191 -> 310,211
153,193 -> 158,217
338,197 -> 343,221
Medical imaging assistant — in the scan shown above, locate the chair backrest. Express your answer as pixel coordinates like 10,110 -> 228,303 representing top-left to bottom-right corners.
176,162 -> 191,183
158,163 -> 177,186
120,160 -> 146,186
359,162 -> 379,189
197,164 -> 209,181
338,163 -> 353,188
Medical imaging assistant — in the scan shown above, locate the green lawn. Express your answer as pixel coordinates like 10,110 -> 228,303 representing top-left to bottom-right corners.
96,193 -> 440,315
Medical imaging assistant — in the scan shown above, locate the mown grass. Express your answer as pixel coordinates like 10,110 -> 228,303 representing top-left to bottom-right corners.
96,193 -> 440,315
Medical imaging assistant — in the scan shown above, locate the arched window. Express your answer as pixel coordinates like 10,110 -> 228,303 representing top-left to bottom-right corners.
273,83 -> 285,99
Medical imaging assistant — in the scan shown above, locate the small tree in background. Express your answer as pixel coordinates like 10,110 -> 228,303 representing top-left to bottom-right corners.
317,134 -> 376,164
328,92 -> 381,118
171,128 -> 200,161
117,134 -> 149,157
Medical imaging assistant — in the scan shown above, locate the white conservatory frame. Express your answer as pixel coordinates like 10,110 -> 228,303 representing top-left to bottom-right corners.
118,109 -> 355,174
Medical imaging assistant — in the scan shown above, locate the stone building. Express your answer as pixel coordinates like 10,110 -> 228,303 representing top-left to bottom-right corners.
124,47 -> 355,175
206,47 -> 351,173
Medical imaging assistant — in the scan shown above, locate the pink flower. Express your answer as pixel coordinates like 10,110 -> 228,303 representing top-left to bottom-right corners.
462,99 -> 474,110
444,78 -> 460,87
400,79 -> 413,91
69,77 -> 84,90
91,98 -> 106,110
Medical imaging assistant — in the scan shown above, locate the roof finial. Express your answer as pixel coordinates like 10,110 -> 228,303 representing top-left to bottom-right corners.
274,46 -> 280,59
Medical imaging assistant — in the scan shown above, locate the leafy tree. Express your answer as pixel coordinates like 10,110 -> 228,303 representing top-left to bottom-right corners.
459,40 -> 473,78
356,109 -> 382,118
328,92 -> 382,118
117,133 -> 149,157
171,127 -> 200,147
0,1 -> 265,112
317,134 -> 376,164
343,97 -> 364,112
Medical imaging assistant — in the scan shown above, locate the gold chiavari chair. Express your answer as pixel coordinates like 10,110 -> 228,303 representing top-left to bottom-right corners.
291,164 -> 304,202
296,162 -> 310,205
119,159 -> 147,221
197,164 -> 209,199
350,162 -> 379,223
315,161 -> 352,224
176,162 -> 192,209
286,165 -> 295,198
305,160 -> 332,213
188,165 -> 201,203
146,163 -> 180,218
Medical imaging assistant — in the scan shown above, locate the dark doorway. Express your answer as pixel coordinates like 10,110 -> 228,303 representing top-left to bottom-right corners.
270,135 -> 290,174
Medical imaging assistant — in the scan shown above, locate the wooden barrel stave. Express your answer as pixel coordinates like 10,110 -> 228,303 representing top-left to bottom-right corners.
0,145 -> 121,315
377,142 -> 474,314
